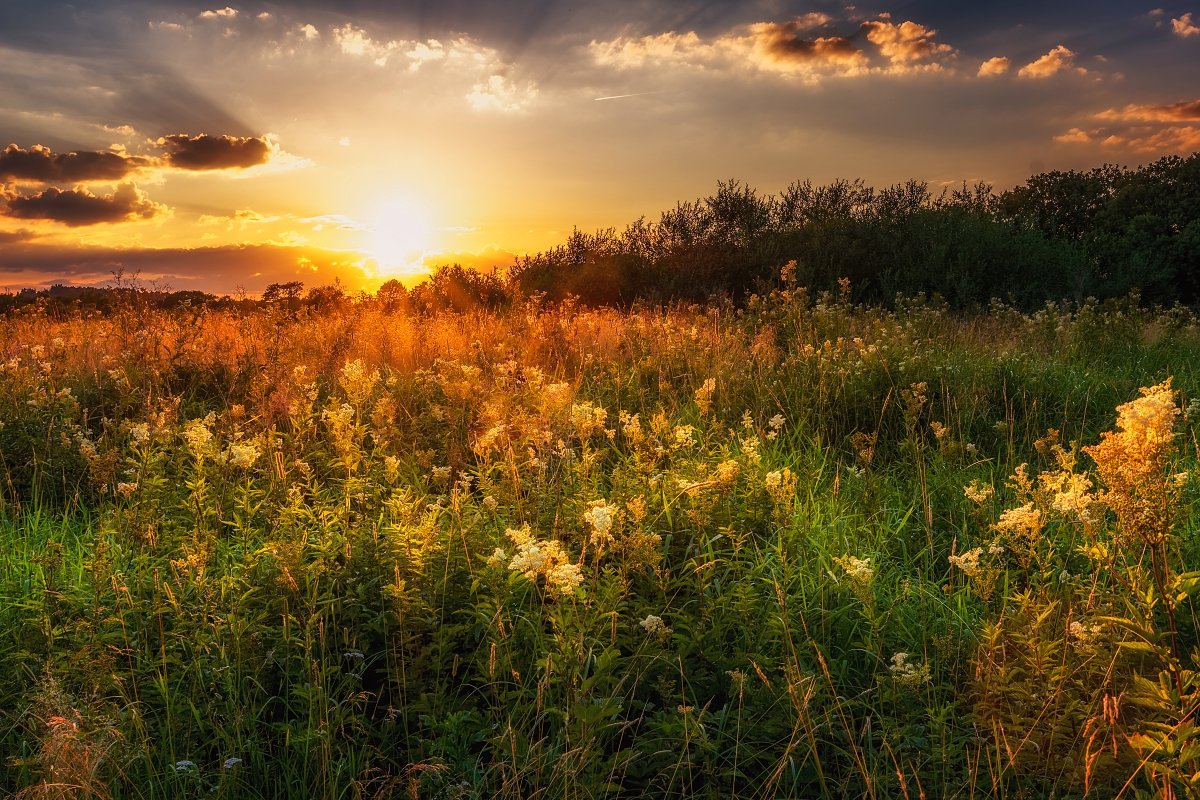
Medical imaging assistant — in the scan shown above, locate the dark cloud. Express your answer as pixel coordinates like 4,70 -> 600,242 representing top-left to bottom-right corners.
754,23 -> 861,64
0,143 -> 148,183
4,183 -> 165,226
157,133 -> 273,170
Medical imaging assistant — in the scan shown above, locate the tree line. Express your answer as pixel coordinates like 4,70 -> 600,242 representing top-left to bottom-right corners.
3,151 -> 1196,315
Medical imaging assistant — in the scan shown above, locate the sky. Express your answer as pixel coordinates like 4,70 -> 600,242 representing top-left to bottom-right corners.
0,0 -> 1197,294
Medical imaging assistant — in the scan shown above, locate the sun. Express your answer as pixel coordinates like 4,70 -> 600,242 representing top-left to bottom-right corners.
366,197 -> 435,275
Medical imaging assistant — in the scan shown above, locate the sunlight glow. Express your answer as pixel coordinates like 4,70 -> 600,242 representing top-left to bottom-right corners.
366,197 -> 435,275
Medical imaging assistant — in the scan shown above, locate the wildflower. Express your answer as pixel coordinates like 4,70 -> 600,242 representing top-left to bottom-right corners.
339,358 -> 379,405
117,481 -> 138,498
505,526 -> 579,597
767,413 -> 786,440
223,757 -> 243,769
993,502 -> 1042,542
741,435 -> 761,464
129,422 -> 151,444
482,495 -> 498,511
963,480 -> 994,504
672,424 -> 695,448
175,760 -> 196,772
546,562 -> 584,596
1084,380 -> 1180,545
694,378 -> 717,416
223,441 -> 259,470
712,459 -> 740,489
640,614 -> 671,638
888,652 -> 931,688
948,547 -> 982,578
486,547 -> 508,569
183,417 -> 214,458
585,499 -> 615,550
833,554 -> 875,605
571,402 -> 607,439
384,455 -> 401,482
764,468 -> 797,505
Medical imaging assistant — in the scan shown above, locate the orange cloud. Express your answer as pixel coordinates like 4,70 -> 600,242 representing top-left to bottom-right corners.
1018,45 -> 1086,79
977,56 -> 1010,77
861,19 -> 955,71
1053,127 -> 1094,144
1099,126 -> 1200,153
1096,100 -> 1200,122
1056,96 -> 1200,155
1172,12 -> 1200,37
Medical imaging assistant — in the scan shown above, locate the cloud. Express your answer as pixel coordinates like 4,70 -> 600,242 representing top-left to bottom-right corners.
156,134 -> 272,170
1053,127 -> 1094,143
1056,96 -> 1200,154
977,56 -> 1010,77
590,19 -> 871,81
199,7 -> 238,20
1097,100 -> 1200,122
1172,13 -> 1200,36
466,74 -> 539,112
861,19 -> 955,71
0,228 -> 38,244
1018,45 -> 1086,79
0,143 -> 148,183
3,183 -> 166,226
747,21 -> 867,73
590,14 -> 959,82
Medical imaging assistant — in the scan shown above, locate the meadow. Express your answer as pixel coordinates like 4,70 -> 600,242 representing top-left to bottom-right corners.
1,275 -> 1199,798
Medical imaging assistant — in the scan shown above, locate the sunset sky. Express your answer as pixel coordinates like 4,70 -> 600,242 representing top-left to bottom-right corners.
1,0 -> 1198,294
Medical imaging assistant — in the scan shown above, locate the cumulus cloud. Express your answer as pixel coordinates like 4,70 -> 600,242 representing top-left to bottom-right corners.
977,56 -> 1010,77
156,134 -> 272,170
3,183 -> 166,226
861,19 -> 955,71
0,144 -> 148,183
1018,45 -> 1086,79
1172,12 -> 1200,36
199,7 -> 238,20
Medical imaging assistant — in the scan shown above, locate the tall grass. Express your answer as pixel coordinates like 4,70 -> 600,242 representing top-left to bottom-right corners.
1,284 -> 1198,797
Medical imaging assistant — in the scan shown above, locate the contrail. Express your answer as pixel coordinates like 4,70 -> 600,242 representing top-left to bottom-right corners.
593,91 -> 657,101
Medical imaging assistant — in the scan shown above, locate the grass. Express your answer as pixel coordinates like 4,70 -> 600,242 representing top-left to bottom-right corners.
1,283 -> 1198,798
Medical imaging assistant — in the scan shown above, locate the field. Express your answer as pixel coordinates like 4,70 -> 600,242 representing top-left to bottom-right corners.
2,280 -> 1199,798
